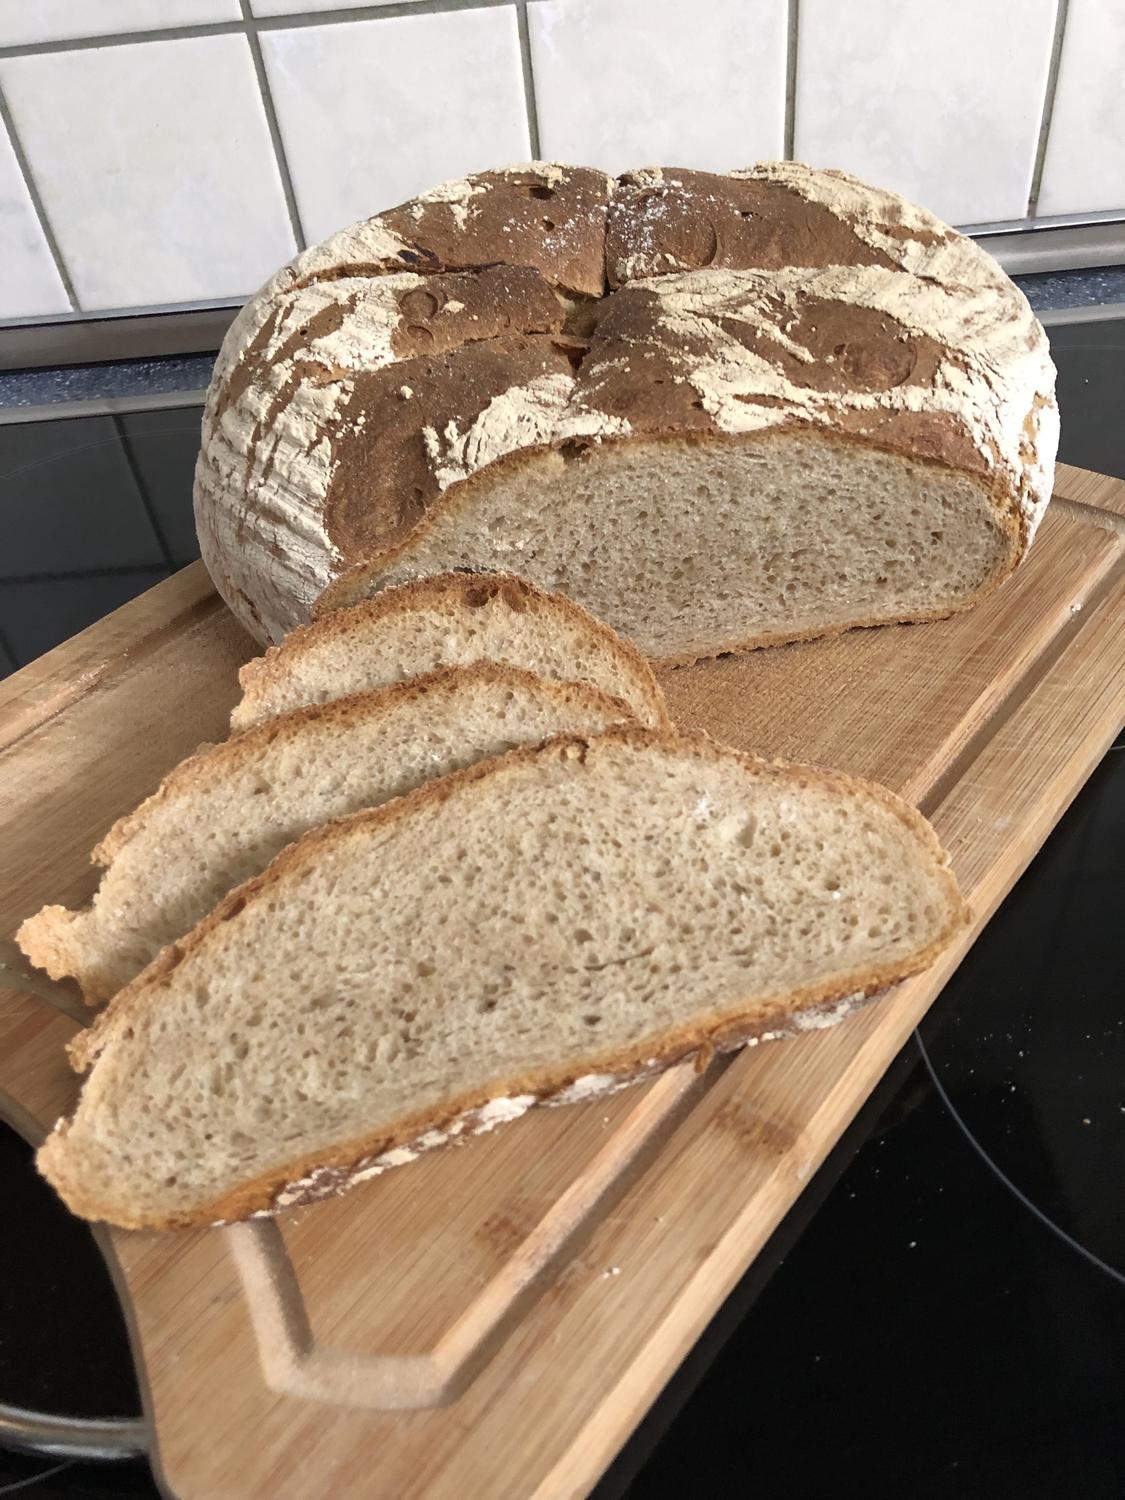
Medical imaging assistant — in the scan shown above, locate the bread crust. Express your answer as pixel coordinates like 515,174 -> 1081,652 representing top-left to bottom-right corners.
195,160 -> 1057,649
14,905 -> 90,999
44,726 -> 969,1229
109,660 -> 634,857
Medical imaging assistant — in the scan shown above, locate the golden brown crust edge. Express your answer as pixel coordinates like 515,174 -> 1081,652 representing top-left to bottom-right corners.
239,570 -> 671,731
44,726 -> 970,1229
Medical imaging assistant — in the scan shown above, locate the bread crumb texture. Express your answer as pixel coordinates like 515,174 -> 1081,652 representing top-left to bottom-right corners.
16,662 -> 640,1003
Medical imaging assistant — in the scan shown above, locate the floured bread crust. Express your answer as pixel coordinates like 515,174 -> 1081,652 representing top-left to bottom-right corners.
195,160 -> 1057,647
569,264 -> 1055,546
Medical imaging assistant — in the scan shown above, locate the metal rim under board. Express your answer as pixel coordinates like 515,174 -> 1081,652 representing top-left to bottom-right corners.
0,1400 -> 148,1460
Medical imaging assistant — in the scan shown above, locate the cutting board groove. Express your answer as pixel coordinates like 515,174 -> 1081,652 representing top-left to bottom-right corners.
1,470 -> 1123,1500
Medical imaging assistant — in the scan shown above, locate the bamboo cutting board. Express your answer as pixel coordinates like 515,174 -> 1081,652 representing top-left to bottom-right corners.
1,462 -> 1123,1500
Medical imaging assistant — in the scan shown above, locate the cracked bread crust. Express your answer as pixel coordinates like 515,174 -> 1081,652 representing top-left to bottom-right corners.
195,159 -> 1057,650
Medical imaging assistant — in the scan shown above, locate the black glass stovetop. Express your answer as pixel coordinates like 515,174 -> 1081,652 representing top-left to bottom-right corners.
1,319 -> 1122,1498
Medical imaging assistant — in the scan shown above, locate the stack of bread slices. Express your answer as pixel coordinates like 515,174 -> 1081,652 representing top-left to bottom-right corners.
20,570 -> 967,1231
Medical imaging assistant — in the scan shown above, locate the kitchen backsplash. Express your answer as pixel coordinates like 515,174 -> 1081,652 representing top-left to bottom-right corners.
0,0 -> 1121,321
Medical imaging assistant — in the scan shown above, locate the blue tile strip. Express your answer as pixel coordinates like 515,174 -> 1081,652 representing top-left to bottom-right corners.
0,353 -> 216,409
1016,265 -> 1125,312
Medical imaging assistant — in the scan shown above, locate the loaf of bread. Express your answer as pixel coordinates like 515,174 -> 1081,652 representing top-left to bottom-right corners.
232,570 -> 668,731
17,664 -> 632,1004
195,160 -> 1058,661
42,729 -> 967,1229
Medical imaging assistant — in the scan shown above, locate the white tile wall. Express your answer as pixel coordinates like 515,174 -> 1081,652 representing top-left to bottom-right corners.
0,35 -> 296,310
0,1 -> 1121,324
249,0 -> 403,13
1037,0 -> 1125,215
0,124 -> 70,316
794,0 -> 1058,225
529,0 -> 786,174
261,9 -> 530,243
0,0 -> 241,48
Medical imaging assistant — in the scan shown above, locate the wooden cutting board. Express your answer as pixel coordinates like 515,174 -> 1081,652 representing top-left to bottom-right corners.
1,462 -> 1122,1500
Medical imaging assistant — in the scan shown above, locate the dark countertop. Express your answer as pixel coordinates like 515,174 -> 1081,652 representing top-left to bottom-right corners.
0,306 -> 1122,1498
1017,263 -> 1125,312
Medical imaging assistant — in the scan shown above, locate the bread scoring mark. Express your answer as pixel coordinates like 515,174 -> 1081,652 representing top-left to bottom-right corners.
420,371 -> 632,495
201,266 -> 571,640
288,214 -> 413,287
607,164 -> 908,289
377,163 -> 613,301
324,336 -> 579,558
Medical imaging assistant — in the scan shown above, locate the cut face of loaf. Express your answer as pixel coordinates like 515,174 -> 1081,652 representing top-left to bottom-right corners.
196,161 -> 1058,655
234,570 -> 668,731
43,730 -> 968,1230
17,664 -> 631,1005
322,429 -> 1018,663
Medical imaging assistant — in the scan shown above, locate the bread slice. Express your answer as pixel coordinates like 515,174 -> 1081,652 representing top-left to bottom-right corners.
41,728 -> 968,1229
18,664 -> 632,1006
233,571 -> 668,732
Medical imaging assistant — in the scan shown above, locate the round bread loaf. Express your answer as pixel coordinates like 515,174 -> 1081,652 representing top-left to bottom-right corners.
194,161 -> 1058,660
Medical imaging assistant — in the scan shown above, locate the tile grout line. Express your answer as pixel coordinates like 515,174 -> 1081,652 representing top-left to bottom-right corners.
783,0 -> 799,160
0,1 -> 517,59
0,82 -> 80,310
0,20 -> 246,59
1027,0 -> 1070,218
110,413 -> 178,572
239,0 -> 307,252
514,0 -> 542,160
